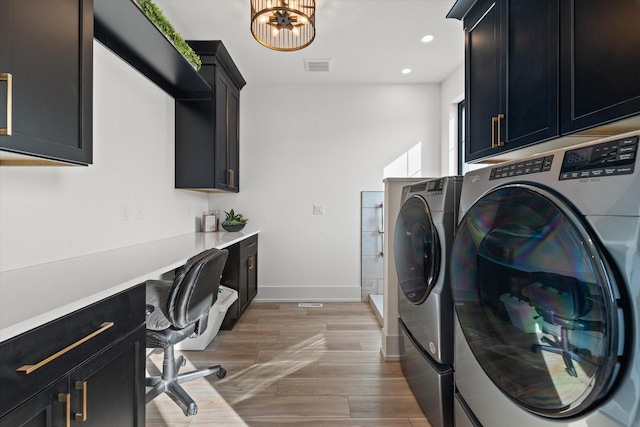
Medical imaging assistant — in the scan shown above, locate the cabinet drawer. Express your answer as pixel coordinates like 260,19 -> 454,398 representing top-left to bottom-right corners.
0,284 -> 145,417
240,235 -> 258,257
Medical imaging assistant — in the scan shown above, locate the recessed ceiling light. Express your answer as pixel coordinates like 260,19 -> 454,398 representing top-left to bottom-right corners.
421,34 -> 435,43
402,68 -> 412,74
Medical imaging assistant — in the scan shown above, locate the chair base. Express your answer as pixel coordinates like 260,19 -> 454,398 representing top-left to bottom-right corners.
530,327 -> 592,378
146,345 -> 226,416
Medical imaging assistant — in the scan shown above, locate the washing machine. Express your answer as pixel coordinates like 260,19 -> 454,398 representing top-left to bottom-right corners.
394,176 -> 462,427
451,131 -> 640,426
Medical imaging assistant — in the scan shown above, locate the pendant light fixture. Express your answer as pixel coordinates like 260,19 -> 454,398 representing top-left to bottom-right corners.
251,0 -> 316,51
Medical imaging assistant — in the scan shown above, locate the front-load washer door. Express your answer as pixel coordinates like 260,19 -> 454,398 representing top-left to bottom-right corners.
395,195 -> 440,305
451,184 -> 626,419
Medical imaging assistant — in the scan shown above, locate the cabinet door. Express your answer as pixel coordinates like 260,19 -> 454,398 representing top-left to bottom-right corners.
503,0 -> 558,149
0,0 -> 92,165
69,327 -> 145,427
0,378 -> 68,427
560,0 -> 640,133
465,0 -> 502,161
214,71 -> 240,192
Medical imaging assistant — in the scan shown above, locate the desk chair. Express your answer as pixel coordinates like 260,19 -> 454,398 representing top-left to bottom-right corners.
524,272 -> 605,377
145,248 -> 229,416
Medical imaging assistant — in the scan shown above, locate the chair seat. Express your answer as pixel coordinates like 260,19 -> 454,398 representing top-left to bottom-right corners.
147,323 -> 197,349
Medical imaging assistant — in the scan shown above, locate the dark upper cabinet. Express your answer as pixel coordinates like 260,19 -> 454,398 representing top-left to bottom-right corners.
175,41 -> 246,192
462,0 -> 559,162
451,0 -> 640,162
560,0 -> 640,134
465,0 -> 502,161
0,0 -> 93,165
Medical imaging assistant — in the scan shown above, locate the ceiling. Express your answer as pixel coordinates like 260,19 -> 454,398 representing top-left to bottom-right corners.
153,0 -> 465,85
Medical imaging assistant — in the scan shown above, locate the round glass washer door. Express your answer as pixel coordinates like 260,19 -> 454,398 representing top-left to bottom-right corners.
451,184 -> 623,418
394,195 -> 440,304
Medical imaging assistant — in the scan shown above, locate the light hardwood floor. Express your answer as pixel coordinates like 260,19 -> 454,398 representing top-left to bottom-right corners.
146,302 -> 432,426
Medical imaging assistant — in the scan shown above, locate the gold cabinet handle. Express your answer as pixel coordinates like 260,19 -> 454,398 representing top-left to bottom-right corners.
491,116 -> 498,148
248,255 -> 255,270
17,322 -> 114,374
245,242 -> 257,249
75,381 -> 88,422
228,169 -> 236,188
497,114 -> 504,147
0,73 -> 12,136
58,393 -> 71,427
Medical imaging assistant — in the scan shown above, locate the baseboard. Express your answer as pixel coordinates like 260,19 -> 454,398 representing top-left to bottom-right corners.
254,286 -> 362,302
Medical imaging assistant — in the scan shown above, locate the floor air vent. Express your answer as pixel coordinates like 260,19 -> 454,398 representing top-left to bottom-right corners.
298,303 -> 324,308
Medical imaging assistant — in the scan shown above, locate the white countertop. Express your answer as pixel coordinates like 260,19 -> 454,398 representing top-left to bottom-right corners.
0,229 -> 259,342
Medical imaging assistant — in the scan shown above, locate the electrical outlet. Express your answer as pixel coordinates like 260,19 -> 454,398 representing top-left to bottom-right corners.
121,204 -> 130,222
313,204 -> 325,215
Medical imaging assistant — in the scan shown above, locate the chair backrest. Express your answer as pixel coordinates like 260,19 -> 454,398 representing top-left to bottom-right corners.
167,248 -> 229,330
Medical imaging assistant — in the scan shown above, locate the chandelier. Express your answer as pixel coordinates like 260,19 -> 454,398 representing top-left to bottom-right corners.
250,0 -> 316,51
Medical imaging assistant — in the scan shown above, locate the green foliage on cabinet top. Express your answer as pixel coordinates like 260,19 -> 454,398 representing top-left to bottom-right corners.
135,0 -> 202,71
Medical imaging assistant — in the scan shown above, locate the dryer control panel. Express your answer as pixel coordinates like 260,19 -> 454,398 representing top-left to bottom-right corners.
489,155 -> 554,180
559,135 -> 638,180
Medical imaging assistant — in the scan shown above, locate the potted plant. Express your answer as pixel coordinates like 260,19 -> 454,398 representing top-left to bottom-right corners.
221,209 -> 248,232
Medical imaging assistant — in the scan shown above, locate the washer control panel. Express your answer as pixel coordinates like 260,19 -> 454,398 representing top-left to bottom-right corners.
489,155 -> 554,180
409,178 -> 444,195
559,135 -> 638,180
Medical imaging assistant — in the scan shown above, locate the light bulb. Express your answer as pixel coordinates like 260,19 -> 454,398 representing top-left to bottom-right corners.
272,28 -> 280,37
292,27 -> 300,36
300,16 -> 308,24
259,14 -> 269,23
421,34 -> 435,43
401,68 -> 412,74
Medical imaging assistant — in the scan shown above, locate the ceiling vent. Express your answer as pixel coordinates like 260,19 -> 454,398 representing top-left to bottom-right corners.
304,58 -> 332,72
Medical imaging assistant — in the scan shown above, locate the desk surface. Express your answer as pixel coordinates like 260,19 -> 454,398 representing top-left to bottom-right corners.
0,230 -> 259,342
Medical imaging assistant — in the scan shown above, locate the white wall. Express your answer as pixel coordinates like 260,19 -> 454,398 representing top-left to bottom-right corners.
440,62 -> 465,175
210,83 -> 441,301
0,42 -> 209,272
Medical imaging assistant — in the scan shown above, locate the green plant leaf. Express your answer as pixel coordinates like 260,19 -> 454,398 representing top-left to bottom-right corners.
135,0 -> 202,71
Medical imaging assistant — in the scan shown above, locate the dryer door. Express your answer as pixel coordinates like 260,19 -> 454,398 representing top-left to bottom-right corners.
394,195 -> 440,304
451,184 -> 624,419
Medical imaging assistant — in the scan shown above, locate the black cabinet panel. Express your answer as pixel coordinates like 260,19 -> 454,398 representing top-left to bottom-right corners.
175,41 -> 245,192
464,0 -> 559,162
70,327 -> 145,427
0,285 -> 145,425
221,235 -> 258,330
505,0 -> 558,146
560,0 -> 640,133
0,378 -> 67,427
0,0 -> 92,165
465,0 -> 501,161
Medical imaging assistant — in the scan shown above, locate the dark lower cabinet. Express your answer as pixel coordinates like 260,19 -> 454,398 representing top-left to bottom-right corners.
0,378 -> 67,427
560,0 -> 640,133
221,235 -> 258,330
0,0 -> 92,165
0,285 -> 145,426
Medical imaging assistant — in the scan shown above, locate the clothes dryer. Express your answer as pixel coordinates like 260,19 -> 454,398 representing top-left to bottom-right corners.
394,176 -> 462,427
451,132 -> 640,426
